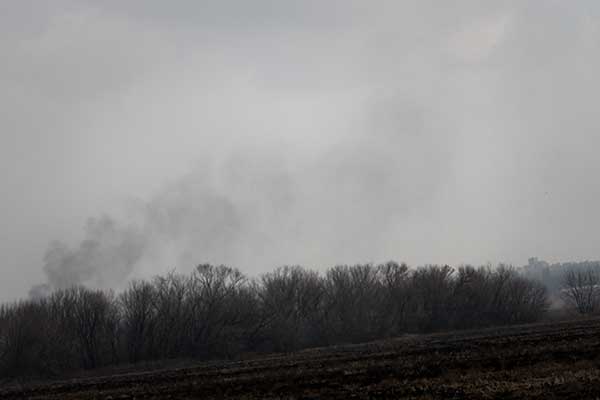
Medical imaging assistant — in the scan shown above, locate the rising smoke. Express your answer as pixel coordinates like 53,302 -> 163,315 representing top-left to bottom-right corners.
30,94 -> 452,295
18,1 -> 600,300
29,216 -> 146,298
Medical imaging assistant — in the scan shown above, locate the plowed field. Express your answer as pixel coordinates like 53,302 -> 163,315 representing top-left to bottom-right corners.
3,318 -> 600,399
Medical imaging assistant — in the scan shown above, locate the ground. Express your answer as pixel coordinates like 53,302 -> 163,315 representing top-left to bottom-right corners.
3,318 -> 600,399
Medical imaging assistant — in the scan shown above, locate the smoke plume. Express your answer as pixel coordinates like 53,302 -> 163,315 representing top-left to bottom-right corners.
30,94 -> 452,294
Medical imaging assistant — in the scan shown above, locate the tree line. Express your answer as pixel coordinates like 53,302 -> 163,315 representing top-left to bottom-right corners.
0,263 -> 549,377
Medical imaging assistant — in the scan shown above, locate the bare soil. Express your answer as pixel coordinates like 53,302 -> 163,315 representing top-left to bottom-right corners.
3,318 -> 600,399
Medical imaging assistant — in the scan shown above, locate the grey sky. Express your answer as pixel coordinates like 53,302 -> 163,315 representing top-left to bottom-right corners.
1,1 -> 600,301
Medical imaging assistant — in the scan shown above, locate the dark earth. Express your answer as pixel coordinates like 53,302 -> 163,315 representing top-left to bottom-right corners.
3,317 -> 600,399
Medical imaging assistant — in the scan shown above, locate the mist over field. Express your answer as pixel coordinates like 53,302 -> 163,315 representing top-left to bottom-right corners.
1,1 -> 600,299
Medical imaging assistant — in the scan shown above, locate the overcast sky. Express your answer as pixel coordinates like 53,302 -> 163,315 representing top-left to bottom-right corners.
1,1 -> 600,301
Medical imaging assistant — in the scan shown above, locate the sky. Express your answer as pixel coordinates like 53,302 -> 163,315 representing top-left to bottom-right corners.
1,1 -> 600,301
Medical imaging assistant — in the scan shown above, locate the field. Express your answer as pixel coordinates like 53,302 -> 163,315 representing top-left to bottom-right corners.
3,317 -> 600,399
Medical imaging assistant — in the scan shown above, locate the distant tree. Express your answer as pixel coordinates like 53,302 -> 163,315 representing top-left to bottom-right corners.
46,290 -> 88,371
119,281 -> 157,363
411,265 -> 455,332
500,271 -> 548,323
0,301 -> 49,376
472,265 -> 548,325
562,269 -> 600,314
259,266 -> 325,352
0,261 -> 554,379
376,261 -> 412,335
68,287 -> 118,369
150,272 -> 191,359
323,264 -> 386,343
451,266 -> 494,328
185,264 -> 257,358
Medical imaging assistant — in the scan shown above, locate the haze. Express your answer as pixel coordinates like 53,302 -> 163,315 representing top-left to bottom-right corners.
1,1 -> 599,301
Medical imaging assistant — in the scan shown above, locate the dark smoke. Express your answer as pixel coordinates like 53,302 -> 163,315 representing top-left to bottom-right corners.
30,216 -> 146,297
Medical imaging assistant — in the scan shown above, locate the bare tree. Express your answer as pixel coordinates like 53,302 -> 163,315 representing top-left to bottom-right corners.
323,264 -> 386,343
259,266 -> 325,351
186,264 -> 256,358
0,301 -> 49,376
451,265 -> 548,327
0,261 -> 553,378
67,287 -> 118,369
376,261 -> 412,335
562,269 -> 600,314
119,281 -> 157,363
151,272 -> 191,359
451,265 -> 493,328
503,275 -> 548,323
411,265 -> 455,332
